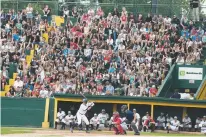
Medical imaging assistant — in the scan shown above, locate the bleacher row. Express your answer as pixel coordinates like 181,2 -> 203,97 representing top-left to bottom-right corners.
1,47 -> 35,96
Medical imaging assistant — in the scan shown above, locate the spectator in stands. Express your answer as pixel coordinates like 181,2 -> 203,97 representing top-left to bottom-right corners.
7,86 -> 16,97
1,5 -> 205,99
39,86 -> 49,98
13,76 -> 23,92
26,3 -> 33,25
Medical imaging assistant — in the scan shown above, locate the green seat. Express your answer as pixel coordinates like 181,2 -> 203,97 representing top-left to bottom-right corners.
25,49 -> 31,56
9,63 -> 17,79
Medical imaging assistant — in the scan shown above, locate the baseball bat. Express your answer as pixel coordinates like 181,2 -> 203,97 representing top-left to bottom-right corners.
80,92 -> 87,99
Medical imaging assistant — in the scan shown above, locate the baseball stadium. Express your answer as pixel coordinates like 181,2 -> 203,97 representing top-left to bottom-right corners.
1,0 -> 206,137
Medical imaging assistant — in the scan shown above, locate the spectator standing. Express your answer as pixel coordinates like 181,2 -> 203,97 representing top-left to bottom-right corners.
26,3 -> 33,25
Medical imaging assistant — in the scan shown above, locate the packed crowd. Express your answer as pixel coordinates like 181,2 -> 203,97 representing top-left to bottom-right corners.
1,4 -> 206,98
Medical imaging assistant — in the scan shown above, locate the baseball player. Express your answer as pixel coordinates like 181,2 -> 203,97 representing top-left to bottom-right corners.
62,111 -> 75,132
143,116 -> 155,132
133,109 -> 141,130
111,111 -> 125,135
156,112 -> 166,130
90,113 -> 100,130
76,98 -> 95,133
165,114 -> 173,130
142,112 -> 150,130
121,105 -> 140,135
195,117 -> 202,132
55,108 -> 66,129
166,116 -> 180,133
199,116 -> 206,134
98,109 -> 109,128
181,114 -> 192,131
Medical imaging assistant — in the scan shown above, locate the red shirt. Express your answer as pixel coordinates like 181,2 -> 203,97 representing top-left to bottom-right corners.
113,116 -> 121,125
121,15 -> 127,22
144,118 -> 155,126
82,14 -> 88,22
70,42 -> 79,49
97,9 -> 104,16
149,87 -> 158,95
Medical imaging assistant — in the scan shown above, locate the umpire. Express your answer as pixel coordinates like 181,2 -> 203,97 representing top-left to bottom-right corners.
121,105 -> 140,135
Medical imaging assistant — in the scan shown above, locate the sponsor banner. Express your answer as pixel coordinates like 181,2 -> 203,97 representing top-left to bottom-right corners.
178,67 -> 203,80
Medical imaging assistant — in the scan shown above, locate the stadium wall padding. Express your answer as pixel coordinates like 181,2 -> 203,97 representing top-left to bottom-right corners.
1,97 -> 46,127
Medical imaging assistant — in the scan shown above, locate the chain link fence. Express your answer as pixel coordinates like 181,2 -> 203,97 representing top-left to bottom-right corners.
1,0 -> 206,19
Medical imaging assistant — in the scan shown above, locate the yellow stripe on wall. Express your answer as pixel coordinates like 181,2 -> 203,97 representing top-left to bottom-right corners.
42,98 -> 50,128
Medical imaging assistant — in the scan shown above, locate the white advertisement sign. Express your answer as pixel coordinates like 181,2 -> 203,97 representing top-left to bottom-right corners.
178,67 -> 203,80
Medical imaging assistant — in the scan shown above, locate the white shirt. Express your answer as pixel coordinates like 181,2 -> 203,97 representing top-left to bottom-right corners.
98,113 -> 109,124
199,120 -> 206,133
84,48 -> 92,56
57,111 -> 66,120
26,7 -> 33,13
107,38 -> 113,45
157,116 -> 166,123
142,115 -> 148,123
171,120 -> 180,126
14,80 -> 23,88
134,113 -> 140,122
182,117 -> 191,124
88,9 -> 94,16
63,10 -> 69,17
62,114 -> 74,123
77,102 -> 94,115
118,44 -> 125,50
164,18 -> 171,25
39,89 -> 48,98
176,57 -> 184,65
90,117 -> 99,124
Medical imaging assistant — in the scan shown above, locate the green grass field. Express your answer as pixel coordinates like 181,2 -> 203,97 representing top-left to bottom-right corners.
1,127 -> 205,136
1,127 -> 33,134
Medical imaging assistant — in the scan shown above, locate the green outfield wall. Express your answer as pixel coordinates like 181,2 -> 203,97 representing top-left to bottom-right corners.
1,98 -> 46,127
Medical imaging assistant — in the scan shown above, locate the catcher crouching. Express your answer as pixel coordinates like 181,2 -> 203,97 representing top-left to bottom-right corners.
111,111 -> 125,135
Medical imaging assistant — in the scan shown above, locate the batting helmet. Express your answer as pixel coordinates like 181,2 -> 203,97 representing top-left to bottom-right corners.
83,98 -> 88,103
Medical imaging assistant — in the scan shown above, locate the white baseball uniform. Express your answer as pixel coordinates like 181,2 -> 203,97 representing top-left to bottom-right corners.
76,102 -> 94,125
199,120 -> 206,134
62,114 -> 74,125
156,116 -> 166,127
182,117 -> 192,128
90,117 -> 100,126
166,117 -> 173,128
98,113 -> 109,124
195,118 -> 202,129
133,112 -> 140,129
56,111 -> 66,122
120,117 -> 128,130
170,120 -> 180,131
